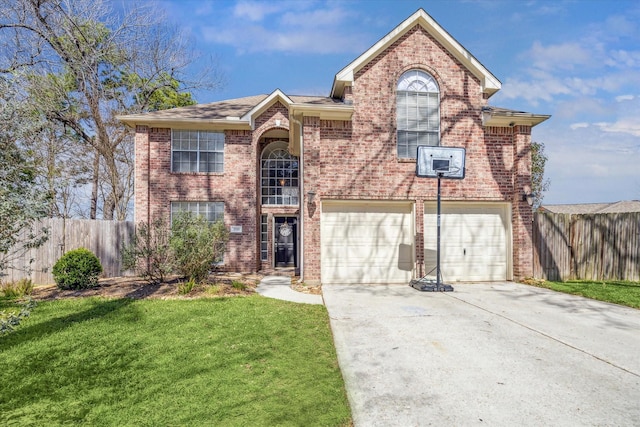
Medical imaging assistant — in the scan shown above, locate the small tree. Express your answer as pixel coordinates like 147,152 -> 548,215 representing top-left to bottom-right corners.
0,84 -> 50,276
531,141 -> 550,208
121,217 -> 173,284
170,212 -> 229,283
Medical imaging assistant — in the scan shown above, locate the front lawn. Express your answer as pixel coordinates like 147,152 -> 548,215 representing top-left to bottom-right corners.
530,280 -> 640,309
0,296 -> 351,426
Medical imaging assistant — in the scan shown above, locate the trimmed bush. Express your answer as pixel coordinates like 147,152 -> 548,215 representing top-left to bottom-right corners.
52,248 -> 103,290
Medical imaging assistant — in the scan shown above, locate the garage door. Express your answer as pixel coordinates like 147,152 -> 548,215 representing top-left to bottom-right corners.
424,202 -> 511,282
321,201 -> 414,284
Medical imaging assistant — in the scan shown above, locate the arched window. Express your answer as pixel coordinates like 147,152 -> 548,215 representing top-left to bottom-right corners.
396,69 -> 440,158
261,141 -> 299,205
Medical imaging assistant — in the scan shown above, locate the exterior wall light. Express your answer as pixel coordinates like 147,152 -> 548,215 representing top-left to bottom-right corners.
522,191 -> 535,207
307,191 -> 316,205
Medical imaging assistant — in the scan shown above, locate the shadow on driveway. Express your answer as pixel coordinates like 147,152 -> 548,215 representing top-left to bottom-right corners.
323,282 -> 640,426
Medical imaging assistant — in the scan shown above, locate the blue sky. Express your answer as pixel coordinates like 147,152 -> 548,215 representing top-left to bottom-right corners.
156,0 -> 640,205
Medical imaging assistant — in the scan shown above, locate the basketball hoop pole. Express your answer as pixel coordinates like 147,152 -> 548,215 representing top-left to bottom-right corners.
436,172 -> 443,287
435,173 -> 453,291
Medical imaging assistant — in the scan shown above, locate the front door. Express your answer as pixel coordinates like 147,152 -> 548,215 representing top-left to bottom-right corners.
275,217 -> 297,267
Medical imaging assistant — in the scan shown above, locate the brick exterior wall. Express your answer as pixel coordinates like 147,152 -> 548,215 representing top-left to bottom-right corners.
135,125 -> 258,272
134,24 -> 535,281
301,25 -> 534,281
134,102 -> 301,273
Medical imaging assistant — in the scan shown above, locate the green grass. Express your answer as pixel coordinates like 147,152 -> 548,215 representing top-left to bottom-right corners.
532,280 -> 640,309
0,296 -> 351,426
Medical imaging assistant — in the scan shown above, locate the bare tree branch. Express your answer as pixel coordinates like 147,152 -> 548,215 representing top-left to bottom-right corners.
0,0 -> 223,219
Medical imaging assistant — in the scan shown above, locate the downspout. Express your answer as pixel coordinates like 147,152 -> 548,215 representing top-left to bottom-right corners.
147,127 -> 151,225
291,115 -> 304,282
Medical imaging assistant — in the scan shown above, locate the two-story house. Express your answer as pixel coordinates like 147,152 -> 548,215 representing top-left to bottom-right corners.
118,9 -> 549,285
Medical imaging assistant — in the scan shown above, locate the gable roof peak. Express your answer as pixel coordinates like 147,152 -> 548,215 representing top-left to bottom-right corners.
331,8 -> 501,99
240,88 -> 293,122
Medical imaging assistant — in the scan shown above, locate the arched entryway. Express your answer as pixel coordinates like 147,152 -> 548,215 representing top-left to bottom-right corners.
260,140 -> 299,269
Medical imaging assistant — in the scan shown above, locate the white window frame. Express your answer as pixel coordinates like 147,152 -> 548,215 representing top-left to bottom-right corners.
260,141 -> 299,206
260,214 -> 268,261
171,130 -> 224,173
170,201 -> 224,224
396,70 -> 440,159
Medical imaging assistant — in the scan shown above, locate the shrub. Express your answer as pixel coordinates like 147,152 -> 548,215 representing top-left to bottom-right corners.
0,298 -> 36,335
1,278 -> 34,298
204,284 -> 221,296
122,217 -> 173,284
52,248 -> 103,290
170,212 -> 229,283
177,278 -> 197,295
231,280 -> 247,291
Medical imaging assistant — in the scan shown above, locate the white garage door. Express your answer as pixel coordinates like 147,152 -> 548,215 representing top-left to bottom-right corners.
321,201 -> 414,284
424,202 -> 511,282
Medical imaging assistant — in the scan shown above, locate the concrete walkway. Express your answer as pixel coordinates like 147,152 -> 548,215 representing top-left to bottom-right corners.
323,282 -> 640,426
256,275 -> 323,305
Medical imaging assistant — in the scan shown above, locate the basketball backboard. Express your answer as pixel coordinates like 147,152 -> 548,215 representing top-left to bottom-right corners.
416,146 -> 466,179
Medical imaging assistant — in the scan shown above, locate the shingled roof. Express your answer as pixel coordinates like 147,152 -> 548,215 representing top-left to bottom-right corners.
118,94 -> 339,125
540,200 -> 640,214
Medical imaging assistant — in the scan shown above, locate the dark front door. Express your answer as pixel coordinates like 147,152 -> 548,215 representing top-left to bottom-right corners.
275,217 -> 297,267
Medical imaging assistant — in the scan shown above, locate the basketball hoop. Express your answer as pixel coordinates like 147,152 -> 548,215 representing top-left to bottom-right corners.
416,146 -> 465,179
411,146 -> 466,292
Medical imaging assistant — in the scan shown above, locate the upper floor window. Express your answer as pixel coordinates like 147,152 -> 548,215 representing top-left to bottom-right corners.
261,141 -> 299,205
396,70 -> 440,158
171,130 -> 224,173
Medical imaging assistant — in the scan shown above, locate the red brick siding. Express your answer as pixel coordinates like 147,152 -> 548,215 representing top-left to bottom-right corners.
135,125 -> 259,272
300,25 -> 533,281
135,28 -> 534,281
302,116 -> 321,281
134,125 -> 150,224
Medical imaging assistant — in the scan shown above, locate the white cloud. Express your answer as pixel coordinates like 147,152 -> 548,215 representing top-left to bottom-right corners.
280,7 -> 352,28
534,109 -> 640,204
500,4 -> 640,112
202,23 -> 367,54
528,41 -> 591,71
594,119 -> 640,137
555,97 -> 609,120
201,3 -> 368,55
604,14 -> 637,39
570,122 -> 589,130
606,49 -> 640,68
616,94 -> 635,102
587,163 -> 610,178
233,1 -> 286,22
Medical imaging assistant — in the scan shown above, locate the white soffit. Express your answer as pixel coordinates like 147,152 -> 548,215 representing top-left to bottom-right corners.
331,9 -> 501,98
481,108 -> 551,128
116,115 -> 252,130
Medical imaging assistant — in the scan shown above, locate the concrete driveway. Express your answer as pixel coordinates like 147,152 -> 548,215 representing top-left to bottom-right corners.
322,282 -> 640,426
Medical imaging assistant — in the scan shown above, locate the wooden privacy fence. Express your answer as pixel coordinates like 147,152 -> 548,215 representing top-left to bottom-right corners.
533,212 -> 640,282
2,218 -> 135,285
